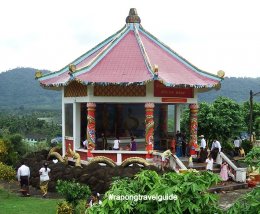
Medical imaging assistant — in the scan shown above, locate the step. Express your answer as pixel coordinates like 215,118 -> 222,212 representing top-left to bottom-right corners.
184,162 -> 220,171
208,182 -> 248,193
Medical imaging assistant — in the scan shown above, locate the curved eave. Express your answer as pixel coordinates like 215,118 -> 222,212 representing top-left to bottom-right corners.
37,25 -> 128,82
139,25 -> 223,82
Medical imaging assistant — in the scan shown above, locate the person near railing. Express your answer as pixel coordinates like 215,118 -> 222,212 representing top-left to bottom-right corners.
210,139 -> 221,161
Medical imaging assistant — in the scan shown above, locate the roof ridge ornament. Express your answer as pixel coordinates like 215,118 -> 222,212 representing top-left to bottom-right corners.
126,8 -> 141,23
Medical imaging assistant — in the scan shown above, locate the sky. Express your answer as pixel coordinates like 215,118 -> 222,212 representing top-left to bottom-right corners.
0,0 -> 260,78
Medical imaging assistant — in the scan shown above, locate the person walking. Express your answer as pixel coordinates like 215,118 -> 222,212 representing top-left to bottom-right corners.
17,161 -> 30,196
39,162 -> 51,198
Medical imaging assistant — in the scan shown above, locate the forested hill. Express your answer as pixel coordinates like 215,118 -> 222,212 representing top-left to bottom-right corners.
0,68 -> 259,110
0,68 -> 61,110
198,77 -> 260,103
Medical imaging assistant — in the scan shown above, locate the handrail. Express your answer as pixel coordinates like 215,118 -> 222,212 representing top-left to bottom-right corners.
152,151 -> 187,171
218,152 -> 247,182
172,155 -> 187,170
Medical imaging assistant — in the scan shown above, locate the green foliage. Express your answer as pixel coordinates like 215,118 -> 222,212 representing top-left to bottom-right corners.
0,111 -> 61,138
226,187 -> 260,214
242,101 -> 260,137
74,199 -> 86,214
0,68 -> 61,110
57,201 -> 73,214
241,140 -> 253,155
0,162 -> 16,181
87,170 -> 221,214
181,97 -> 250,145
56,179 -> 91,208
244,147 -> 260,171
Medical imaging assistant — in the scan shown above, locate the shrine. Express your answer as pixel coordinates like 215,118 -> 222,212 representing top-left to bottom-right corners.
36,8 -> 224,164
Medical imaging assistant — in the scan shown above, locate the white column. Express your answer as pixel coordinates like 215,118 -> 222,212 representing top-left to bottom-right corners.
62,89 -> 66,156
174,104 -> 181,132
73,102 -> 81,151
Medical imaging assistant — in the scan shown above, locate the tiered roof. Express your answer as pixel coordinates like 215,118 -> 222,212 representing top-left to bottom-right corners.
37,8 -> 223,88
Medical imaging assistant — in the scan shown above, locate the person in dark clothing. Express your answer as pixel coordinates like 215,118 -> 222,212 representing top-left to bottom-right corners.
181,132 -> 187,157
175,131 -> 183,157
101,132 -> 108,150
198,148 -> 208,163
130,136 -> 137,151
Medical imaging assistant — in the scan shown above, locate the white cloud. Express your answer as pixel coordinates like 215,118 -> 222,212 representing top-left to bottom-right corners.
0,0 -> 259,77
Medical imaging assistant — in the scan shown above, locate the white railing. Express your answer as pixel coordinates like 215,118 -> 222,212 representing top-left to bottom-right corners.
152,152 -> 187,172
217,152 -> 247,182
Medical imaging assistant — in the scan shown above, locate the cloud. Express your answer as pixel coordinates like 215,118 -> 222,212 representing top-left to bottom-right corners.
0,0 -> 259,77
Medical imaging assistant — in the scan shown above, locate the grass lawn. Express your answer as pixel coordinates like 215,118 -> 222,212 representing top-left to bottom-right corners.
0,188 -> 61,214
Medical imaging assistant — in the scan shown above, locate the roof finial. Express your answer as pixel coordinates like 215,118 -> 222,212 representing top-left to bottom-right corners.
126,8 -> 141,24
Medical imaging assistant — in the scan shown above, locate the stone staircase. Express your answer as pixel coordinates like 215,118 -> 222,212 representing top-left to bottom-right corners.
180,157 -> 248,193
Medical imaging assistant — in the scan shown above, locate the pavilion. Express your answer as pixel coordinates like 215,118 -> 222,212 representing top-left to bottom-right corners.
36,8 -> 224,164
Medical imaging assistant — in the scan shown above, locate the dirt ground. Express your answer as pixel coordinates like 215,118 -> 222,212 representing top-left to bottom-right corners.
0,180 -> 61,199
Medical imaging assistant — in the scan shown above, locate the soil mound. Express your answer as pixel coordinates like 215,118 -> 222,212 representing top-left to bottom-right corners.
17,150 -> 160,194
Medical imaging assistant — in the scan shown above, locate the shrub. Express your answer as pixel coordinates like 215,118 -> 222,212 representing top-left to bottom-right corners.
0,162 -> 16,181
244,147 -> 260,172
56,179 -> 91,208
241,140 -> 253,154
87,170 -> 222,214
57,201 -> 73,214
226,186 -> 260,214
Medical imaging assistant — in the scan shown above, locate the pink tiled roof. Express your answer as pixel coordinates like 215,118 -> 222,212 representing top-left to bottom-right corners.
40,71 -> 70,86
139,31 -> 219,86
38,18 -> 222,88
76,31 -> 152,83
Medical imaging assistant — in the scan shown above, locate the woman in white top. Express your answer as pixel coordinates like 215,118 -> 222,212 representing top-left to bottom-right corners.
39,162 -> 51,197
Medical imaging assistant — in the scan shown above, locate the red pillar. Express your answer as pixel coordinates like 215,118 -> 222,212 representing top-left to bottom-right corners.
145,103 -> 154,160
189,104 -> 199,155
87,102 -> 96,158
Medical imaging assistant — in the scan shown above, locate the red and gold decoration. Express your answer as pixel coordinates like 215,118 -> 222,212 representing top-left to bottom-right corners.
64,81 -> 87,97
189,104 -> 199,155
154,81 -> 194,98
35,70 -> 43,79
94,85 -> 146,97
145,103 -> 154,159
87,102 -> 96,148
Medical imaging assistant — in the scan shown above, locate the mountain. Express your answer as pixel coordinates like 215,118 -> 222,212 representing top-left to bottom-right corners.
198,77 -> 260,103
0,68 -> 61,110
0,68 -> 259,110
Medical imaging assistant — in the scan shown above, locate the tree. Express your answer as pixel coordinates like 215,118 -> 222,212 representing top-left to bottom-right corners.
242,101 -> 260,137
181,97 -> 245,145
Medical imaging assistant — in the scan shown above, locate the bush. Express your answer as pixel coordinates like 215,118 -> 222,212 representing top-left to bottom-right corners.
88,170 -> 222,214
74,200 -> 86,214
244,147 -> 260,172
241,140 -> 253,154
226,186 -> 260,214
0,162 -> 16,181
57,201 -> 73,214
56,179 -> 91,208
